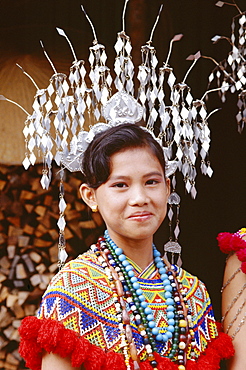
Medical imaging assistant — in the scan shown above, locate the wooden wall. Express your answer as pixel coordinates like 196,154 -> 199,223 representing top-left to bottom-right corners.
0,164 -> 104,369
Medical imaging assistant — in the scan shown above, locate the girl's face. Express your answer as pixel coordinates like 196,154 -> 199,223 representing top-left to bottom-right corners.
82,146 -> 170,248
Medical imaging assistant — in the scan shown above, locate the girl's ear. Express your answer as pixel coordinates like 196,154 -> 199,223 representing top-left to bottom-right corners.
79,183 -> 97,210
166,178 -> 171,197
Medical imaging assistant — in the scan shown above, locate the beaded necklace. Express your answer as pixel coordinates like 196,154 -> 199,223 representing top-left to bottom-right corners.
91,231 -> 195,370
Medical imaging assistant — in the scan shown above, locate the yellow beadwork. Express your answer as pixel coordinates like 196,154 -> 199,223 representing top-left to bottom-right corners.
179,319 -> 187,327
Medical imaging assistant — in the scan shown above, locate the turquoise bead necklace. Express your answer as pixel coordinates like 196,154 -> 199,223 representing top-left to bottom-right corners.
104,230 -> 177,345
97,230 -> 193,369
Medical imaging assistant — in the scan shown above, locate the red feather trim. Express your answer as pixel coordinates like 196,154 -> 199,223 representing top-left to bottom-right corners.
210,331 -> 234,359
217,231 -> 246,273
231,235 -> 246,251
19,317 -> 234,370
217,232 -> 246,254
241,261 -> 246,274
217,232 -> 234,254
236,247 -> 246,262
102,350 -> 126,370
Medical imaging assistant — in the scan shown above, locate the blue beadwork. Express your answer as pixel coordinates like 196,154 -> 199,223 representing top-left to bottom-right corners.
104,229 -> 176,344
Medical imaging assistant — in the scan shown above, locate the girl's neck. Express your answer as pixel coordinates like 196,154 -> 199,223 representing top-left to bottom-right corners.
106,231 -> 154,270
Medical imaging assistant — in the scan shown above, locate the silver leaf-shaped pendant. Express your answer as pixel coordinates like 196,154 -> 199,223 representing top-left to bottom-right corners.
168,191 -> 180,205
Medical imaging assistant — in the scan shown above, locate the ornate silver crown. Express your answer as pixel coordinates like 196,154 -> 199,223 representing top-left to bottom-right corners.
2,1 -> 232,199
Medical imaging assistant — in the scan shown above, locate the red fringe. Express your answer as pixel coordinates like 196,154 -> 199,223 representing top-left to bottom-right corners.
236,248 -> 246,262
217,232 -> 234,254
217,231 -> 246,273
217,232 -> 246,254
19,317 -> 234,370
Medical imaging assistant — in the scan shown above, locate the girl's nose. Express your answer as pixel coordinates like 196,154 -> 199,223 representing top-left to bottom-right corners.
128,186 -> 148,206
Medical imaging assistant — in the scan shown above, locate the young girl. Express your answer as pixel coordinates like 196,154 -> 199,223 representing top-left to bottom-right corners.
19,124 -> 233,370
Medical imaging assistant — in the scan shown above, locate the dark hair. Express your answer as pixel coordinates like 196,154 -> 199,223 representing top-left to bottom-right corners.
82,123 -> 166,188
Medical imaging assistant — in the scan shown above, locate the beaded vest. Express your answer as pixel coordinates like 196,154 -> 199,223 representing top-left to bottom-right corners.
37,249 -> 218,363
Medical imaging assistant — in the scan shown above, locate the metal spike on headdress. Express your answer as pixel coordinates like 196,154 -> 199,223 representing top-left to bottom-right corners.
207,1 -> 246,132
137,5 -> 165,126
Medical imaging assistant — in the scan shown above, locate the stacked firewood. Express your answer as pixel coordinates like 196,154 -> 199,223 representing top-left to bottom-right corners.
0,163 -> 104,370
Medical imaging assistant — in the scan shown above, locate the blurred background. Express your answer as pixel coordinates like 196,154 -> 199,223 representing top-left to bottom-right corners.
0,1 -> 245,369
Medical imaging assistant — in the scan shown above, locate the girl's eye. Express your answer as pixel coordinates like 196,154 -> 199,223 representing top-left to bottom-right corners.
146,179 -> 159,185
112,183 -> 127,188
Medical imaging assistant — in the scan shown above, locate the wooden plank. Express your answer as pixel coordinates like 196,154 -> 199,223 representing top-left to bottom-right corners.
7,245 -> 16,259
74,201 -> 86,212
6,352 -> 20,365
6,294 -> 18,308
64,227 -> 74,240
36,263 -> 46,274
66,209 -> 81,221
6,217 -> 21,228
79,220 -> 96,229
92,212 -> 104,227
0,286 -> 9,302
12,303 -> 25,319
24,304 -> 36,316
30,274 -> 41,286
49,245 -> 58,263
34,223 -> 48,238
68,220 -> 83,239
8,225 -> 23,237
4,361 -> 18,370
43,194 -> 53,207
15,264 -> 27,279
18,235 -> 30,247
17,291 -> 29,306
0,306 -> 13,327
23,223 -> 35,235
35,205 -> 47,217
38,213 -> 51,228
39,274 -> 52,290
24,203 -> 34,213
33,239 -> 53,248
48,228 -> 59,240
22,254 -> 35,272
29,251 -> 42,264
0,256 -> 11,269
0,180 -> 6,191
4,327 -> 16,340
20,190 -> 35,200
48,263 -> 58,273
0,233 -> 6,244
0,272 -> 7,283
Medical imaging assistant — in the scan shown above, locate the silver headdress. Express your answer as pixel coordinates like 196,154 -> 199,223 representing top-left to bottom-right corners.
14,3 -> 216,194
207,1 -> 246,132
1,1 -> 220,266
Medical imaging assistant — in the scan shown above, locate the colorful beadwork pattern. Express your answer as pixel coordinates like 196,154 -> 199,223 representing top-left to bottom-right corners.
37,249 -> 218,361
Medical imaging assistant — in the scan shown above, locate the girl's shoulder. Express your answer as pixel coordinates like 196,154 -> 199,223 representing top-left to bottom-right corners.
48,248 -> 107,285
178,266 -> 208,298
